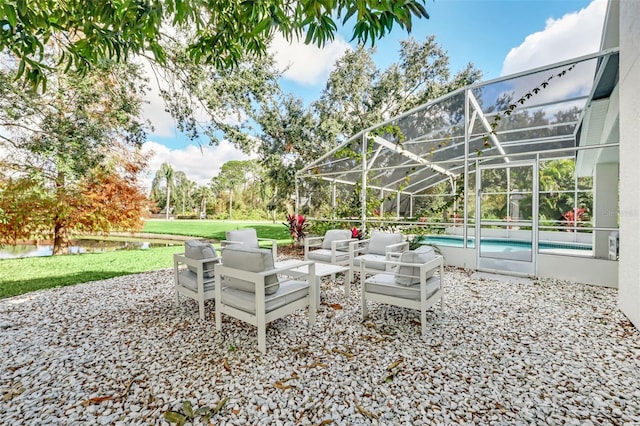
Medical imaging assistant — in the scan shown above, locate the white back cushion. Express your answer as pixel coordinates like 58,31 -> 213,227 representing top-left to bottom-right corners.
226,229 -> 259,248
395,245 -> 436,286
368,231 -> 403,255
321,229 -> 352,251
221,246 -> 279,294
184,240 -> 219,278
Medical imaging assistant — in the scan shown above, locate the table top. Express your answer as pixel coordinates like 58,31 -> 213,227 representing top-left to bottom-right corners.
276,260 -> 350,277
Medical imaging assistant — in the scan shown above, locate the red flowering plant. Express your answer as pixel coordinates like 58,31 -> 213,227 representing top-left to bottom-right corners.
284,213 -> 310,243
351,227 -> 364,240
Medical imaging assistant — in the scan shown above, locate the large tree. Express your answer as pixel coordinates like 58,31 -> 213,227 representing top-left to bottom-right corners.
150,163 -> 176,219
313,37 -> 483,145
0,60 -> 151,254
1,0 -> 430,90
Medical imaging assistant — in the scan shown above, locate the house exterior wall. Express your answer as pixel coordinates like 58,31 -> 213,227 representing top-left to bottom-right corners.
618,0 -> 640,328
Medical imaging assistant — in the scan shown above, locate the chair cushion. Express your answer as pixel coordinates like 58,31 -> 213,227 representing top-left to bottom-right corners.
185,240 -> 219,278
221,280 -> 309,314
221,246 -> 279,295
307,249 -> 350,264
321,229 -> 352,251
177,270 -> 216,293
395,245 -> 436,286
354,253 -> 387,271
226,229 -> 259,248
365,273 -> 440,300
367,231 -> 403,255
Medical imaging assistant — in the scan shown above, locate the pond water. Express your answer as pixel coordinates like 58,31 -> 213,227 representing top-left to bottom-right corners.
0,239 -> 179,259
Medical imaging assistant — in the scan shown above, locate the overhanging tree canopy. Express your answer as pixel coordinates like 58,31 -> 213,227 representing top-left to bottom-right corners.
0,0 -> 430,90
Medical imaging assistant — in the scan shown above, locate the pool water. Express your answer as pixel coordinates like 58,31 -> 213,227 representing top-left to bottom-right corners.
421,235 -> 592,252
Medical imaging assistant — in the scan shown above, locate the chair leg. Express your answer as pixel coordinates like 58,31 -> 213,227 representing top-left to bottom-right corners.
215,307 -> 222,331
361,287 -> 368,320
344,269 -> 351,298
198,298 -> 205,320
257,307 -> 267,353
257,326 -> 267,353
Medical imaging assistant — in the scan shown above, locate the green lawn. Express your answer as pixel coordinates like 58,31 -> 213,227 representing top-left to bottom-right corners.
142,219 -> 291,243
0,220 -> 292,299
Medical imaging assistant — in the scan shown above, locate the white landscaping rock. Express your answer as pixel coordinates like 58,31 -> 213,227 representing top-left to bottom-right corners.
0,266 -> 638,424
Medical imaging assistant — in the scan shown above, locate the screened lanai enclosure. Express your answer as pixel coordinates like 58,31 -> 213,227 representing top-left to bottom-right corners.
297,49 -> 620,286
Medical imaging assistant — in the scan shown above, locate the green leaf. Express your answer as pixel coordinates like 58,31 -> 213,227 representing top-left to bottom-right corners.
16,0 -> 27,15
4,4 -> 17,28
182,400 -> 194,418
164,411 -> 187,426
212,397 -> 229,414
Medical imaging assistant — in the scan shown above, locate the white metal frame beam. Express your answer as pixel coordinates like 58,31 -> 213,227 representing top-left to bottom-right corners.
468,91 -> 510,163
370,135 -> 457,178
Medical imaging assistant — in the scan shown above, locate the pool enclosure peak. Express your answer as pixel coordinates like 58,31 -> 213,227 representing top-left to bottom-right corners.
297,48 -> 619,211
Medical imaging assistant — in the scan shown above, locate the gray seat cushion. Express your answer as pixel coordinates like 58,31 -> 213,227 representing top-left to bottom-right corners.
185,240 -> 219,278
221,246 -> 279,295
365,273 -> 440,300
307,249 -> 350,264
177,270 -> 215,293
354,253 -> 387,271
367,231 -> 403,255
221,280 -> 309,314
226,229 -> 259,248
395,245 -> 437,286
321,229 -> 352,251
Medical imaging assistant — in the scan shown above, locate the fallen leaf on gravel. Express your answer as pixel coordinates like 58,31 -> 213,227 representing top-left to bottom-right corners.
355,402 -> 378,419
274,381 -> 295,390
386,358 -> 404,371
332,348 -> 354,358
212,397 -> 229,414
82,395 -> 114,406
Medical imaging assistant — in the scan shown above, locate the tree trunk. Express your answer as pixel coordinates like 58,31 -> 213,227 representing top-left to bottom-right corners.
52,218 -> 69,255
165,185 -> 171,220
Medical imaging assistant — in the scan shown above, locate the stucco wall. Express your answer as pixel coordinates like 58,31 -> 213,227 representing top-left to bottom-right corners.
618,0 -> 640,328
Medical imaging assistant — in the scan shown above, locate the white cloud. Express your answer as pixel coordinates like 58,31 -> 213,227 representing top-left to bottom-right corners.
501,0 -> 607,76
139,59 -> 178,138
139,140 -> 255,191
269,33 -> 351,85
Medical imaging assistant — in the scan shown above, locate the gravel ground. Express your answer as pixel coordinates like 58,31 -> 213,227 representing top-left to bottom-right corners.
1,264 -> 639,425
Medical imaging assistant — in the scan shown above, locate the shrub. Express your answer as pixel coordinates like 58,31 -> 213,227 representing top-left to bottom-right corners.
284,213 -> 310,243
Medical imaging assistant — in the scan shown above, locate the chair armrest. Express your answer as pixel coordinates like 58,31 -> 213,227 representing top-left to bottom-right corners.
385,251 -> 403,262
257,237 -> 278,259
174,253 -> 221,269
385,241 -> 409,254
349,239 -> 370,257
330,238 -> 357,252
220,239 -> 243,249
218,260 -> 316,283
361,255 -> 443,276
304,236 -> 324,258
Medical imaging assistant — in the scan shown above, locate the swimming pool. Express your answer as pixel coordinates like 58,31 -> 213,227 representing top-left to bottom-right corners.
421,235 -> 592,252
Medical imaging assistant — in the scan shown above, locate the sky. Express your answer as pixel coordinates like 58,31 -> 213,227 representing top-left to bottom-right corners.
139,0 -> 608,190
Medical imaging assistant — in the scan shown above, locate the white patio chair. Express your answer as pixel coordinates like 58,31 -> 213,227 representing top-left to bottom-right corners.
361,245 -> 444,335
304,229 -> 355,266
215,245 -> 316,353
350,230 -> 409,274
221,228 -> 278,262
173,240 -> 221,320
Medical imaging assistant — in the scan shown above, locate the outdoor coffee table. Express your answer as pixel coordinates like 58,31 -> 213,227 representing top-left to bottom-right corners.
275,260 -> 352,309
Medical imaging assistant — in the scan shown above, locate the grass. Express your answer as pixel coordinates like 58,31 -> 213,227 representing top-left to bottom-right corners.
1,220 -> 294,299
142,219 -> 291,243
